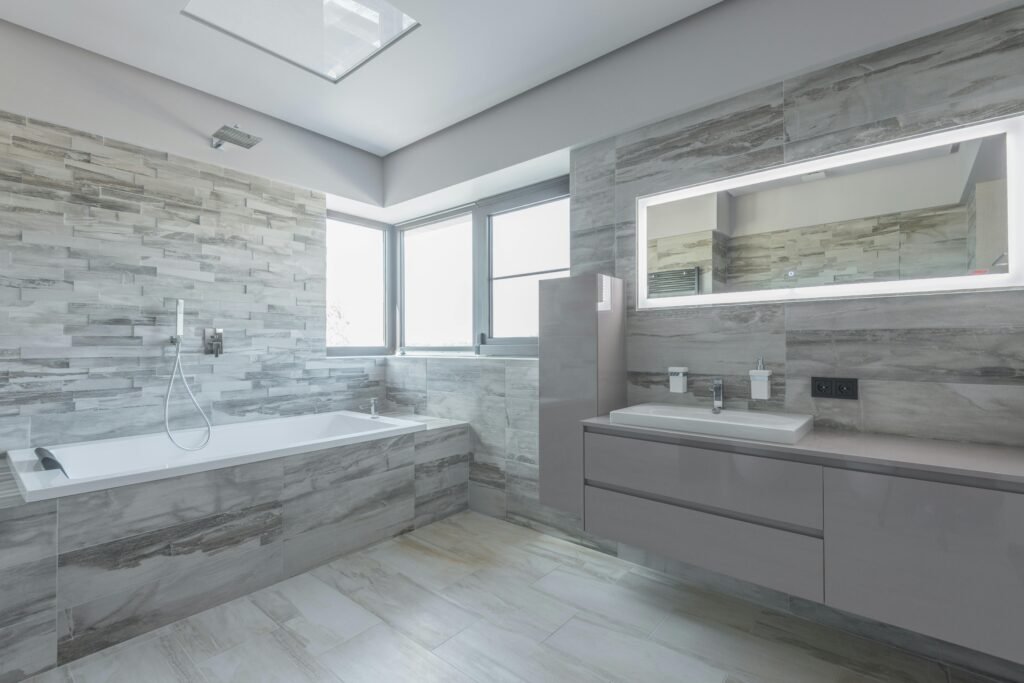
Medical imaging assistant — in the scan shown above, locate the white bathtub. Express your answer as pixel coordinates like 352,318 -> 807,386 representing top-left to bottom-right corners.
6,410 -> 425,502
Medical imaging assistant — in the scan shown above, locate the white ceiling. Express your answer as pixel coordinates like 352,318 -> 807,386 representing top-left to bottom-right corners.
0,0 -> 722,156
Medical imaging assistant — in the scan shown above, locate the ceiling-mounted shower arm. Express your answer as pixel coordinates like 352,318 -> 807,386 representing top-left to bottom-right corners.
210,124 -> 262,150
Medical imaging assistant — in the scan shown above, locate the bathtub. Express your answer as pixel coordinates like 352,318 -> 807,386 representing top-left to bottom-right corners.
5,410 -> 425,502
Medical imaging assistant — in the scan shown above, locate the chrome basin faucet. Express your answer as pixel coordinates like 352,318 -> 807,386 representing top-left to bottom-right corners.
711,378 -> 724,414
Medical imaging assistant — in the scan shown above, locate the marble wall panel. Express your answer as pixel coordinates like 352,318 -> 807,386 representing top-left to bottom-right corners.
0,109 -> 387,459
570,5 -> 1024,444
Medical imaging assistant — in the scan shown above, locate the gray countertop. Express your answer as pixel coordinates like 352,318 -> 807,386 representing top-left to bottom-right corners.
582,417 -> 1024,493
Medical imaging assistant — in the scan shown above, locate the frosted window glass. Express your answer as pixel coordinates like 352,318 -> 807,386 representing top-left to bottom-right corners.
403,216 -> 473,347
326,221 -> 385,347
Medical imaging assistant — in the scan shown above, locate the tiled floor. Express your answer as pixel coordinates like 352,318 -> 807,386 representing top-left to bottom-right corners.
29,511 -> 965,683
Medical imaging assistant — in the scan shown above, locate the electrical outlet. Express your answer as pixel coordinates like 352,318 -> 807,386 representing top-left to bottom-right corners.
811,377 -> 835,398
835,378 -> 859,400
811,376 -> 858,400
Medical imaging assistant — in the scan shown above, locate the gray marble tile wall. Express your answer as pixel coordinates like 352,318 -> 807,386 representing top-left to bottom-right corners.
0,108 -> 387,458
0,424 -> 469,681
384,357 -> 607,549
570,5 -> 1024,447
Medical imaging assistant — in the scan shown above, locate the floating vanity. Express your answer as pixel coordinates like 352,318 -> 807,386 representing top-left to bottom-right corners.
577,417 -> 1024,665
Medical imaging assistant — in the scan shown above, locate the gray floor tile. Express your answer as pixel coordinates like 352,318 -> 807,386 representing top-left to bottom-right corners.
316,623 -> 474,683
250,573 -> 379,656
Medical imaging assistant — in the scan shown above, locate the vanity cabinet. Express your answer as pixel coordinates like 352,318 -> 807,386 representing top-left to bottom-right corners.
580,423 -> 1024,664
583,431 -> 826,602
824,470 -> 1024,663
585,486 -> 824,601
585,433 -> 822,530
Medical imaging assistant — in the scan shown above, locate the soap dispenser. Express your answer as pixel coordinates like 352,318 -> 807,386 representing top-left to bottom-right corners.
669,367 -> 688,394
749,356 -> 772,400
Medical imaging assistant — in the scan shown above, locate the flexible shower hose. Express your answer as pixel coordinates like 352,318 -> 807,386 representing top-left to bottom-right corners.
165,338 -> 212,451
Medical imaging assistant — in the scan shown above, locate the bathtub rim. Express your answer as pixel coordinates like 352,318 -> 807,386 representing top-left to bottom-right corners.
5,410 -> 426,503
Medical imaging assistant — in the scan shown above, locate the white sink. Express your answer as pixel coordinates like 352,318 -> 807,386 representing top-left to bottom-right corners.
609,403 -> 813,445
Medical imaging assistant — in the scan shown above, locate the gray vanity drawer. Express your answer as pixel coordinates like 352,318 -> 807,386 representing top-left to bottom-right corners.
585,486 -> 824,602
584,432 -> 823,530
825,470 -> 1024,664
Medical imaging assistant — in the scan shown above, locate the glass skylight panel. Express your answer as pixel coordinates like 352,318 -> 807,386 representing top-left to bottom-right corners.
183,0 -> 418,83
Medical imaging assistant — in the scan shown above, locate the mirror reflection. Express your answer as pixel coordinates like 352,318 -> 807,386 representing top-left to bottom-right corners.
645,133 -> 1008,297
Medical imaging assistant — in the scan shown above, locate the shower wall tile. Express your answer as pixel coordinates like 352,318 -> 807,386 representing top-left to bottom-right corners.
0,110 -> 385,459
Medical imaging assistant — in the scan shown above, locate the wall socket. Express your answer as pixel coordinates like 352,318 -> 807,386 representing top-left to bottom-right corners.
811,377 -> 859,400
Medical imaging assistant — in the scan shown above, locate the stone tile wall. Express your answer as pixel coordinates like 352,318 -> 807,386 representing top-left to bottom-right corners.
0,108 -> 387,458
571,5 -> 1024,447
383,357 -> 591,545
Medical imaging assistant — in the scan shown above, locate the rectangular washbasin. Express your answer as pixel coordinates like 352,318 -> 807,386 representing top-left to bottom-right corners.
609,403 -> 813,444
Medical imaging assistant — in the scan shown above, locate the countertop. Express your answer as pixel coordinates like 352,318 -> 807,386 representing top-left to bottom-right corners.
582,416 -> 1024,493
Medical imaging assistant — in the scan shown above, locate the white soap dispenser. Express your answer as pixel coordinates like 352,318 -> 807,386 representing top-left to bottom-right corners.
669,367 -> 688,394
749,356 -> 772,400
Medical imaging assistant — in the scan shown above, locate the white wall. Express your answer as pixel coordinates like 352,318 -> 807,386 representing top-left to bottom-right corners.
730,144 -> 980,236
382,0 -> 1016,205
0,19 -> 383,204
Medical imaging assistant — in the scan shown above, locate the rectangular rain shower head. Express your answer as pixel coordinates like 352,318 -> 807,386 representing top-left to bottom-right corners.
211,125 -> 262,150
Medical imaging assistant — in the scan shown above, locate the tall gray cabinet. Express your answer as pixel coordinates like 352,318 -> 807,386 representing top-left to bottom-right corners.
538,274 -> 626,517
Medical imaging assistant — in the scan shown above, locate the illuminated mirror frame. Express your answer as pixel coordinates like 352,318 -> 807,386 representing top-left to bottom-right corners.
636,115 -> 1024,309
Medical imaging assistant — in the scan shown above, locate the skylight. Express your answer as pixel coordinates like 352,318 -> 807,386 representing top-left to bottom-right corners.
182,0 -> 418,83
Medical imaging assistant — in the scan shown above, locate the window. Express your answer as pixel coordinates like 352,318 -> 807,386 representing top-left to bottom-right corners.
326,219 -> 389,354
401,214 -> 474,349
489,197 -> 570,339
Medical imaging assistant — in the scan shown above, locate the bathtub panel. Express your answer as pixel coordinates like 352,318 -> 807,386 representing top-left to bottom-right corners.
58,542 -> 283,665
57,501 -> 282,611
0,500 -> 57,573
283,497 -> 415,577
414,453 -> 471,529
0,556 -> 56,631
0,500 -> 58,681
57,459 -> 284,553
281,465 -> 414,539
1,422 -> 469,672
0,612 -> 57,683
281,434 -> 414,501
413,425 -> 472,529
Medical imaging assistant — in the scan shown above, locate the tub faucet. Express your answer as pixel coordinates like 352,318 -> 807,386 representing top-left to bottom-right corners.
711,378 -> 724,414
367,397 -> 379,419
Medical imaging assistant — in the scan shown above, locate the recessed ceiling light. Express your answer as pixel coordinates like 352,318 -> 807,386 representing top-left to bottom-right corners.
182,0 -> 418,84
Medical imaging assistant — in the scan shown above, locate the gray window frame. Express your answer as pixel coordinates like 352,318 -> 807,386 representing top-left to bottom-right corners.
325,210 -> 397,357
396,206 -> 477,354
335,175 -> 571,358
475,177 -> 571,357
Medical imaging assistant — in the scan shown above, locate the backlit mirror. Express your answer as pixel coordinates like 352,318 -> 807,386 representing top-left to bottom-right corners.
637,117 -> 1022,308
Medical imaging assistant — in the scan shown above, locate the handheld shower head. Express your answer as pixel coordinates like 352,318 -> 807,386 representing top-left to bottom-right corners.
211,125 -> 262,150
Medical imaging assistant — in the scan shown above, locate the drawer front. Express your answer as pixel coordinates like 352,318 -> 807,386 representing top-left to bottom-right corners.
825,470 -> 1024,664
584,432 -> 823,530
585,486 -> 823,601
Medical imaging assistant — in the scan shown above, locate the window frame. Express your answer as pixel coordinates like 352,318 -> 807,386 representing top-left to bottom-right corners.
397,207 -> 477,354
328,176 -> 571,358
325,210 -> 396,357
475,178 -> 571,356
